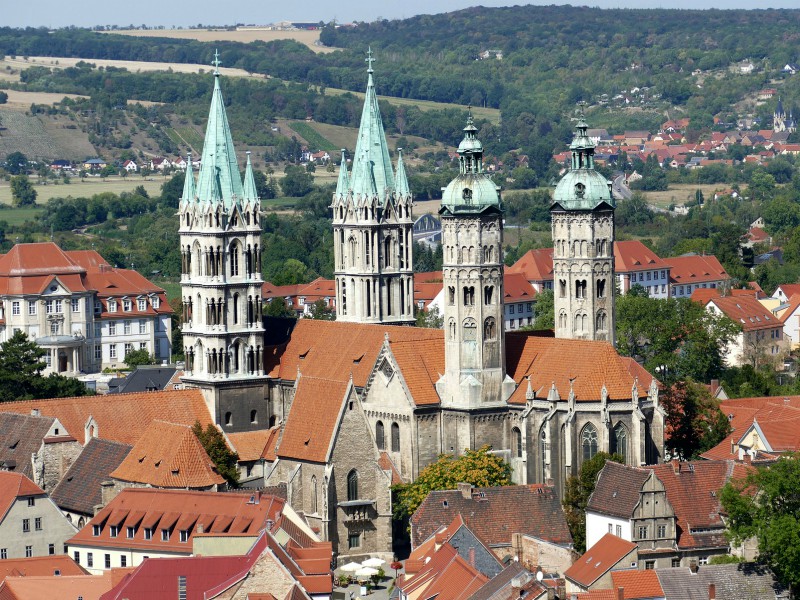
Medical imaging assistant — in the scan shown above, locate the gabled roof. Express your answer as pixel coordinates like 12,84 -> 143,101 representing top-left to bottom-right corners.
503,272 -> 537,303
108,366 -> 178,394
411,484 -> 571,549
68,488 -> 285,554
276,376 -> 350,463
706,295 -> 779,332
388,337 -> 446,407
665,254 -> 729,285
0,555 -> 86,580
0,472 -> 45,523
610,569 -> 664,599
614,240 -> 668,273
109,421 -> 223,488
564,533 -> 637,588
0,242 -> 85,277
468,563 -> 547,600
0,389 -> 214,446
655,563 -> 789,600
507,248 -> 554,282
400,542 -> 488,600
587,461 -> 651,520
774,283 -> 800,299
50,438 -> 132,516
228,427 -> 281,463
0,573 -> 113,600
0,412 -> 63,479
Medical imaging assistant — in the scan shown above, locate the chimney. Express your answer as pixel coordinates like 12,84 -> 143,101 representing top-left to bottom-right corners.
617,587 -> 624,600
546,590 -> 555,600
710,379 -> 719,393
30,408 -> 40,417
689,559 -> 698,574
708,583 -> 716,600
99,480 -> 116,509
457,482 -> 473,499
468,547 -> 476,567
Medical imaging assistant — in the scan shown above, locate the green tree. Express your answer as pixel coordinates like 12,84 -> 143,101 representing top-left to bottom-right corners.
308,299 -> 335,320
191,421 -> 239,487
281,165 -> 314,197
748,171 -> 776,202
659,379 -> 731,459
264,297 -> 296,318
415,305 -> 444,328
124,348 -> 156,368
4,151 -> 28,175
720,454 -> 800,591
10,175 -> 37,206
563,452 -> 624,553
159,172 -> 185,208
529,289 -> 554,330
0,91 -> 7,104
393,445 -> 511,520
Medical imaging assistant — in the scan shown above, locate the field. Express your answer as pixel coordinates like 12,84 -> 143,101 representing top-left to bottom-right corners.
0,177 -> 166,205
0,207 -> 44,225
642,184 -> 730,209
0,108 -> 97,161
1,56 -> 253,78
0,90 -> 88,106
102,28 -> 339,54
166,126 -> 204,154
288,122 -> 338,152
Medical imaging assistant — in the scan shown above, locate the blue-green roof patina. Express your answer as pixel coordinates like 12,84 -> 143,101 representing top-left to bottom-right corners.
337,49 -> 396,202
394,149 -> 410,197
552,114 -> 614,211
196,52 -> 245,209
440,113 -> 501,216
180,153 -> 196,205
242,152 -> 258,203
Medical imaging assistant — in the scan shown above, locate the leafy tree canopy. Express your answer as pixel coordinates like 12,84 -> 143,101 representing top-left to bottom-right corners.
124,348 -> 156,368
192,421 -> 239,487
660,379 -> 731,460
10,175 -> 37,207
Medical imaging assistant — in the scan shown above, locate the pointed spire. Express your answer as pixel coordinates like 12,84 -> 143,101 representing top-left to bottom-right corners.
394,148 -> 410,197
335,149 -> 350,196
242,151 -> 259,203
348,49 -> 395,202
180,153 -> 196,204
195,53 -> 245,210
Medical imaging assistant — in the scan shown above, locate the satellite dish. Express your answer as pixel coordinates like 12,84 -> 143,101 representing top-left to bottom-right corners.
536,569 -> 544,582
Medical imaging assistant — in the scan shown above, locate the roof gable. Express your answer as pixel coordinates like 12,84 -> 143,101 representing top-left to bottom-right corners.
564,533 -> 637,587
587,461 -> 651,520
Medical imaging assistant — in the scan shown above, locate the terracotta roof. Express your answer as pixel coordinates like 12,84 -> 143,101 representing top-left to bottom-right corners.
399,543 -> 488,600
378,452 -> 403,485
610,569 -> 664,599
0,472 -> 45,523
0,556 -> 86,580
778,294 -> 800,323
565,533 -> 637,587
587,461 -> 650,520
276,376 -> 350,463
411,484 -> 571,549
415,271 -> 443,283
414,282 -> 443,307
665,255 -> 729,285
775,283 -> 800,299
68,488 -> 284,554
50,438 -> 132,516
389,336 -> 446,406
110,421 -> 223,488
507,248 -> 554,282
503,272 -> 537,303
614,241 -> 668,273
574,590 -> 620,600
706,295 -> 779,332
689,288 -> 721,304
265,319 -> 441,387
0,243 -> 85,278
0,389 -> 214,446
0,412 -> 60,480
228,427 -> 281,462
0,573 -> 113,600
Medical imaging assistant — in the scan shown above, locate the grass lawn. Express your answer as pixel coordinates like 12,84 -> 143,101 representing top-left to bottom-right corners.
262,197 -> 301,210
642,184 -> 729,209
159,280 -> 182,302
0,177 -> 167,205
0,207 -> 44,226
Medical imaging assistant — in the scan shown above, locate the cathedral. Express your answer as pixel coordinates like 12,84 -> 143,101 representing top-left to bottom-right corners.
178,54 -> 664,562
774,97 -> 797,133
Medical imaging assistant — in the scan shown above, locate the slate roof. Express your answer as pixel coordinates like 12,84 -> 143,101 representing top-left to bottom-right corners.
468,563 -> 547,600
0,472 -> 45,523
411,484 -> 571,549
107,367 -> 178,394
0,412 -> 63,479
276,376 -> 350,463
0,389 -> 214,446
0,555 -> 86,580
109,421 -> 223,488
610,569 -> 664,599
50,438 -> 132,516
587,461 -> 650,520
655,563 -> 789,600
565,533 -> 637,588
228,427 -> 281,463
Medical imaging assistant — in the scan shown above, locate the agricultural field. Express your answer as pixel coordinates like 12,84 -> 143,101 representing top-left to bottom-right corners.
1,55 -> 253,78
166,125 -> 205,154
0,89 -> 88,106
642,184 -> 729,209
102,28 -> 339,54
0,108 -> 97,161
289,122 -> 338,152
0,177 -> 166,205
0,207 -> 44,226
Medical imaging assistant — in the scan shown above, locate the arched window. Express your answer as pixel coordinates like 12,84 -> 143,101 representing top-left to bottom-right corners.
484,317 -> 496,340
391,423 -> 400,452
613,423 -> 628,464
349,237 -> 357,267
559,279 -> 567,298
540,428 -> 548,480
347,470 -> 359,501
512,427 -> 522,458
224,412 -> 233,427
376,421 -> 385,450
230,242 -> 240,276
463,286 -> 475,306
384,237 -> 392,268
484,285 -> 494,305
597,279 -> 606,298
596,311 -> 607,331
581,423 -> 598,462
311,475 -> 318,514
250,410 -> 258,424
448,286 -> 456,305
233,293 -> 239,325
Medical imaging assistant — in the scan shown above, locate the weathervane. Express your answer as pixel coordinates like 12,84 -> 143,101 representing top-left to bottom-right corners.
572,100 -> 588,122
212,49 -> 221,74
366,47 -> 375,73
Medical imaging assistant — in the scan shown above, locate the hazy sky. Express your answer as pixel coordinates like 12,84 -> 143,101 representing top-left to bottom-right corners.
6,0 -> 800,29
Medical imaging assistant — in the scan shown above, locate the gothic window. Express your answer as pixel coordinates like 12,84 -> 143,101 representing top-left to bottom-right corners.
574,313 -> 582,332
384,237 -> 392,268
576,280 -> 587,299
540,428 -> 548,480
596,311 -> 607,331
512,427 -> 522,458
399,234 -> 405,268
597,279 -> 606,298
230,243 -> 240,276
559,311 -> 567,329
233,294 -> 239,325
484,285 -> 494,305
463,286 -> 475,306
347,470 -> 359,501
463,318 -> 477,341
364,231 -> 371,266
448,286 -> 456,305
375,421 -> 385,450
484,317 -> 496,340
559,279 -> 567,298
341,279 -> 347,315
348,237 -> 357,267
613,423 -> 628,464
581,424 -> 598,462
311,475 -> 318,514
391,423 -> 400,452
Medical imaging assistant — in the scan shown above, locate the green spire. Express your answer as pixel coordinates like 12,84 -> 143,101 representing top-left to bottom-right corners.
242,151 -> 258,203
195,51 -> 245,209
348,48 -> 395,202
335,149 -> 350,196
181,153 -> 196,204
394,148 -> 410,197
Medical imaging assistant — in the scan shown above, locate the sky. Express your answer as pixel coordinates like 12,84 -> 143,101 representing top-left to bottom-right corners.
5,0 -> 800,29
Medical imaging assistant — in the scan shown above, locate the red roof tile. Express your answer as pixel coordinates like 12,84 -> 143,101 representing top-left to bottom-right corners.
614,241 -> 668,273
706,296 -> 779,332
610,569 -> 664,599
0,572 -> 113,600
378,452 -> 404,485
565,533 -> 637,587
507,248 -> 554,283
665,255 -> 729,285
228,427 -> 281,462
0,472 -> 45,522
0,555 -> 86,580
503,272 -> 537,303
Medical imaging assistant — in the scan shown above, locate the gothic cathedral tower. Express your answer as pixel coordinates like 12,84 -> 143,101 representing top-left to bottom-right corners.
179,56 -> 268,429
331,51 -> 414,325
437,114 -> 515,416
551,111 -> 616,343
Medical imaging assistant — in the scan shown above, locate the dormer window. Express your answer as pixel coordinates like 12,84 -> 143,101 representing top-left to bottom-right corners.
92,525 -> 101,536
161,529 -> 170,542
137,298 -> 146,311
123,299 -> 132,312
152,297 -> 160,309
108,300 -> 117,313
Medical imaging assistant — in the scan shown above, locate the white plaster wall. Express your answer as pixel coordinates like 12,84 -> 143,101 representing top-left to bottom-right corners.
586,511 -> 631,550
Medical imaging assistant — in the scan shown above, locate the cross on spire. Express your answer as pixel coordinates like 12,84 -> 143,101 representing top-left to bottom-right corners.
366,47 -> 375,73
212,49 -> 221,74
572,100 -> 587,122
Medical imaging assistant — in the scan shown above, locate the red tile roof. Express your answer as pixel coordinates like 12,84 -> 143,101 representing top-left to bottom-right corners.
414,282 -> 443,307
565,533 -> 637,587
503,272 -> 537,303
0,572 -> 113,600
610,569 -> 664,599
775,284 -> 800,299
665,255 -> 729,285
276,376 -> 350,463
399,543 -> 488,600
0,556 -> 86,580
378,452 -> 403,485
69,488 -> 284,554
389,337 -> 446,406
0,472 -> 45,522
228,427 -> 281,462
614,241 -> 668,273
706,295 -> 779,332
507,248 -> 554,282
109,421 -> 224,488
0,389 -> 214,447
